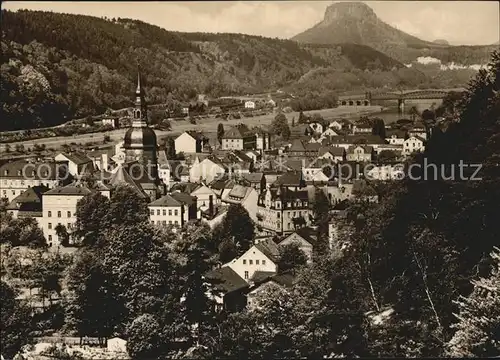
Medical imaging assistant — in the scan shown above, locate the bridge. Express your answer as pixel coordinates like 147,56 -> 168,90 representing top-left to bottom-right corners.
338,88 -> 465,108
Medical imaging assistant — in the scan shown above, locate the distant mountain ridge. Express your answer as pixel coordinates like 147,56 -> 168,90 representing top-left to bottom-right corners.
292,2 -> 495,64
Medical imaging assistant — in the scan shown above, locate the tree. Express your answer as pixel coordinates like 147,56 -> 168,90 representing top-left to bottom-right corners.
65,249 -> 124,344
107,185 -> 149,227
0,280 -> 32,359
217,123 -> 224,145
271,113 -> 290,140
74,191 -> 110,247
371,118 -> 386,139
278,243 -> 308,273
165,137 -> 176,159
54,224 -> 70,247
218,238 -> 238,264
312,188 -> 330,254
298,111 -> 308,124
447,246 -> 500,357
126,314 -> 164,360
214,204 -> 255,256
377,150 -> 398,163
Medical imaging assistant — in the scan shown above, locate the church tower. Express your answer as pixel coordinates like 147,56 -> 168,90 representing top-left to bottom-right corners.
123,71 -> 159,183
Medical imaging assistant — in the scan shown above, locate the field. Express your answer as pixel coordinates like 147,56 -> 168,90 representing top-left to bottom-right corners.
0,106 -> 383,153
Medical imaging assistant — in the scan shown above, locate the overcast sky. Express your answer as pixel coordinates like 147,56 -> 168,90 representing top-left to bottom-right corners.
3,1 -> 499,45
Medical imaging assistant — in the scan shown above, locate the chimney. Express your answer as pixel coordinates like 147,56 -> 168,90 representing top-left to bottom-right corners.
209,195 -> 214,217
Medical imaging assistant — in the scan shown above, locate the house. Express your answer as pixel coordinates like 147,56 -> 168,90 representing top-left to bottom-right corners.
257,185 -> 311,234
403,136 -> 425,155
367,164 -> 405,181
408,124 -> 427,140
247,271 -> 299,310
101,117 -> 120,128
278,227 -> 317,263
205,266 -> 249,312
328,120 -> 343,130
254,128 -> 272,151
174,131 -> 209,154
0,160 -> 67,202
288,139 -> 321,157
190,183 -> 218,216
107,337 -> 127,353
221,184 -> 259,222
6,185 -> 48,219
54,152 -> 95,177
308,122 -> 324,134
244,101 -> 256,109
320,127 -> 339,139
189,156 -> 226,184
241,172 -> 266,192
385,130 -> 406,145
318,146 -> 345,163
302,160 -> 330,182
267,99 -> 276,107
41,185 -> 92,247
352,119 -> 373,134
148,194 -> 185,228
170,192 -> 199,222
321,135 -> 385,150
226,239 -> 280,281
346,145 -> 373,162
290,124 -> 314,138
222,124 -> 256,151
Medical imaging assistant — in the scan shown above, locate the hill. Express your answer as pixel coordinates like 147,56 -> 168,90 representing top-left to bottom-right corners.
433,39 -> 450,45
0,9 -> 486,131
292,2 -> 496,64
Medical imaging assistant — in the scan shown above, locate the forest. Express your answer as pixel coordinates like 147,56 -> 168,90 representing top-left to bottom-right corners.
0,9 -> 484,131
1,51 -> 499,359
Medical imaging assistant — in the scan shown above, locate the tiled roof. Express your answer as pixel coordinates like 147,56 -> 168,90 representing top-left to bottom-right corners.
228,184 -> 248,199
347,145 -> 374,153
60,151 -> 92,165
318,146 -> 345,157
223,124 -> 254,139
242,172 -> 264,183
6,186 -> 48,211
185,130 -> 207,141
108,165 -> 147,198
149,194 -> 182,207
255,239 -> 280,263
205,266 -> 249,293
171,192 -> 197,206
289,139 -> 306,152
250,270 -> 277,283
271,272 -> 299,287
0,160 -> 63,180
44,185 -> 91,196
274,171 -> 305,187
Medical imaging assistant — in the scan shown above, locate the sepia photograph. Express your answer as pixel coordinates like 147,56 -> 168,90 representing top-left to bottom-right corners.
0,0 -> 499,359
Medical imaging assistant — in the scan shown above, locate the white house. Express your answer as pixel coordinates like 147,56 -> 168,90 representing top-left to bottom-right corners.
191,183 -> 218,213
278,228 -> 316,263
148,194 -> 184,227
225,239 -> 279,281
346,145 -> 373,162
320,128 -> 339,140
366,164 -> 405,181
308,122 -> 324,134
318,147 -> 344,163
244,101 -> 256,109
221,184 -> 259,222
329,120 -> 343,130
41,185 -> 91,247
174,131 -> 207,154
189,156 -> 226,184
403,136 -> 425,155
54,152 -> 94,177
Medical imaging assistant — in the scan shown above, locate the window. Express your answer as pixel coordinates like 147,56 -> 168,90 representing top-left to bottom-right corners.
174,220 -> 179,225
2,190 -> 6,196
57,211 -> 61,218
256,260 -> 259,265
48,223 -> 52,229
162,221 -> 166,225
67,223 -> 71,229
174,209 -> 178,216
48,235 -> 52,241
243,259 -> 246,265
244,271 -> 249,279
12,190 -> 15,195
262,260 -> 266,265
157,209 -> 160,216
67,211 -> 71,217
249,260 -> 253,265
48,211 -> 52,217
150,209 -> 154,215
168,209 -> 172,216
169,220 -> 172,224
163,209 -> 166,216
151,221 -> 154,224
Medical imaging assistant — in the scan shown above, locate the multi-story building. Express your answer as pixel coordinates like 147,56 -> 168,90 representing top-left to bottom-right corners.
403,136 -> 425,155
221,124 -> 256,151
40,185 -> 91,247
257,185 -> 311,234
54,152 -> 94,177
148,194 -> 184,227
346,145 -> 373,162
175,131 -> 209,154
0,160 -> 67,202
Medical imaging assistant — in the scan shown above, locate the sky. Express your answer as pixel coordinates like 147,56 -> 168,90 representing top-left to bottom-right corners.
3,1 -> 499,46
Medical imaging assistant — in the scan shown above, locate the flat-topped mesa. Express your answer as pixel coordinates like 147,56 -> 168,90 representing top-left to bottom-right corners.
322,2 -> 377,25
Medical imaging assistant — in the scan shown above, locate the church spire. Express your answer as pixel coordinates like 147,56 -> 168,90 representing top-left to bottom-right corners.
133,67 -> 148,127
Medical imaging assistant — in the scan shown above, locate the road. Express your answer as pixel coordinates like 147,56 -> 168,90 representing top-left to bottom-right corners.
0,106 -> 382,151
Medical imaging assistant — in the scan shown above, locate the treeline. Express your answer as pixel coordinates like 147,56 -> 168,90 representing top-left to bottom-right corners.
0,9 -> 484,132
